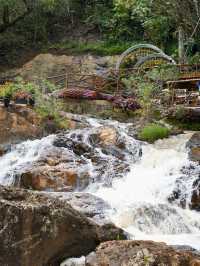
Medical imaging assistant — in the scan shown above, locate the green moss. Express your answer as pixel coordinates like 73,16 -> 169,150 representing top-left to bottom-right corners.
139,124 -> 170,143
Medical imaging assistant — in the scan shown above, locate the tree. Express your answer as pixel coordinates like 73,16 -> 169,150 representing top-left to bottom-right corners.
0,0 -> 70,34
113,0 -> 200,60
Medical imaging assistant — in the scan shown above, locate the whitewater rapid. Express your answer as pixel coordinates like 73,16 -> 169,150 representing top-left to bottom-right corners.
93,133 -> 200,249
0,114 -> 200,250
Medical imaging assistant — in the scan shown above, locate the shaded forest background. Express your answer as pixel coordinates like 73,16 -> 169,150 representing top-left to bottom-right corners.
1,0 -> 200,68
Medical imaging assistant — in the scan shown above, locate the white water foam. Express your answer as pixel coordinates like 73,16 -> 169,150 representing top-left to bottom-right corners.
0,135 -> 55,185
94,133 -> 200,250
1,114 -> 200,250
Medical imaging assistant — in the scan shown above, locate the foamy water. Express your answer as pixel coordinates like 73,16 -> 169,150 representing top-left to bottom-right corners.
0,135 -> 55,185
0,114 -> 200,250
94,133 -> 200,250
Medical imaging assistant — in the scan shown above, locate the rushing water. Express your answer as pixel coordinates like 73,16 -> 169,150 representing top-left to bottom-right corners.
0,135 -> 55,186
0,115 -> 200,249
93,133 -> 200,250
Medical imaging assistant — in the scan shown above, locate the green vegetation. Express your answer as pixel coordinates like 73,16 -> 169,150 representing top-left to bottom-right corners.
168,120 -> 200,131
0,1 -> 200,134
122,74 -> 163,120
0,78 -> 68,130
48,41 -> 132,56
139,124 -> 170,143
0,0 -> 200,67
35,95 -> 69,130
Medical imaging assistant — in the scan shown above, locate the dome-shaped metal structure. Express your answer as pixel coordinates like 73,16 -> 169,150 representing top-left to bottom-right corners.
135,53 -> 176,69
116,44 -> 176,72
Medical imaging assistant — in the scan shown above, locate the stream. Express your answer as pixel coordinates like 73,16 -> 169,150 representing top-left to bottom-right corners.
93,133 -> 200,250
0,115 -> 200,250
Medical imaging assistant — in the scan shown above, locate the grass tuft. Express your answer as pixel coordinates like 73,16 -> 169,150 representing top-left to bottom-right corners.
139,124 -> 170,143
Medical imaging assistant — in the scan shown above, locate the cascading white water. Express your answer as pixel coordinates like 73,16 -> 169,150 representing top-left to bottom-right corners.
0,114 -> 200,250
93,133 -> 200,250
0,135 -> 55,185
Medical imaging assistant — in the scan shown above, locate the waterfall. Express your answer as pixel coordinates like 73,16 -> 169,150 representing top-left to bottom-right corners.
0,135 -> 55,186
0,114 -> 200,249
93,133 -> 200,250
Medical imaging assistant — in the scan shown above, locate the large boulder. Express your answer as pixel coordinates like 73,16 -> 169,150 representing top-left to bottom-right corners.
85,240 -> 200,266
0,186 -> 126,266
19,166 -> 90,192
16,145 -> 91,192
15,125 -> 139,192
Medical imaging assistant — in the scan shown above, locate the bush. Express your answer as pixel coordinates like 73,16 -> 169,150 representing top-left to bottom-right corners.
139,123 -> 170,143
0,78 -> 68,130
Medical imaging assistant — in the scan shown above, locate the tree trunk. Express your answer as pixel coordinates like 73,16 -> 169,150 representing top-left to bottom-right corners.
178,26 -> 185,64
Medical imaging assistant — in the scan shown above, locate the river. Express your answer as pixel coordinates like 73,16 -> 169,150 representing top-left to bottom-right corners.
0,115 -> 200,250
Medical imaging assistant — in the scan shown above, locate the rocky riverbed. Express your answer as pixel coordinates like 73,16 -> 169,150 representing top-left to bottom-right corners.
0,106 -> 200,265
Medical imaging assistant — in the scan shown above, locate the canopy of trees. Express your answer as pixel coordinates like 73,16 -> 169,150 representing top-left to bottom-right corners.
0,0 -> 200,64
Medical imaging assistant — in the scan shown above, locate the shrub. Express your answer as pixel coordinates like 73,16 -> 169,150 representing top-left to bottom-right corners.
0,78 -> 68,130
35,94 -> 69,130
139,123 -> 170,143
0,82 -> 16,98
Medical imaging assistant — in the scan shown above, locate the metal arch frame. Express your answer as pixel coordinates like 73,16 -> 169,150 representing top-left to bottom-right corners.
116,44 -> 176,71
134,53 -> 176,68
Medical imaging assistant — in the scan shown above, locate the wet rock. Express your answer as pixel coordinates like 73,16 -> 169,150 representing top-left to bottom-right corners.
98,127 -> 117,146
53,192 -> 112,225
12,143 -> 91,192
19,169 -> 77,192
190,177 -> 200,211
6,120 -> 140,192
0,144 -> 11,156
48,192 -> 130,242
167,176 -> 188,209
62,193 -> 129,241
85,240 -> 200,266
89,126 -> 126,149
54,135 -> 92,156
18,164 -> 90,192
52,126 -> 140,189
49,192 -> 128,246
167,165 -> 200,211
0,186 -> 127,266
187,133 -> 200,162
